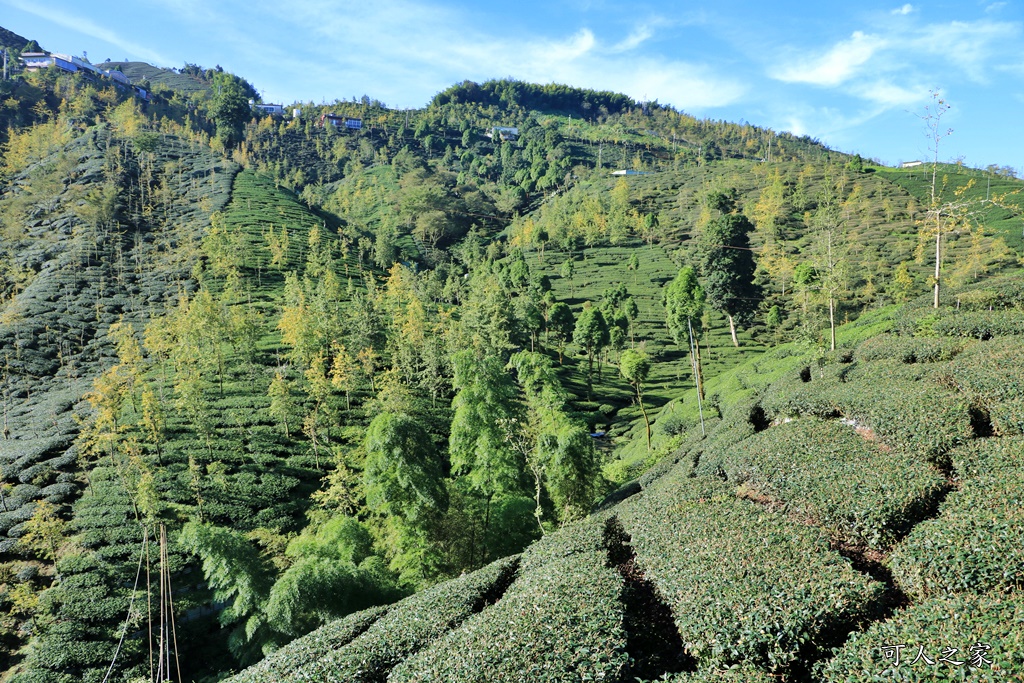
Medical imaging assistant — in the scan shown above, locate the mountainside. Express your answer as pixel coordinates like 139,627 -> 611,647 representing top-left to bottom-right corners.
0,46 -> 1022,682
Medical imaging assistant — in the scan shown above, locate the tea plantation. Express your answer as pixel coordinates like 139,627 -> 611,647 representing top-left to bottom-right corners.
219,275 -> 1024,682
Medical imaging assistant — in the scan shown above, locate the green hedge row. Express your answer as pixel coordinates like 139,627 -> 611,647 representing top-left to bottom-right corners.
389,549 -> 627,682
618,474 -> 886,674
931,309 -> 1024,339
221,604 -> 389,683
284,555 -> 519,682
951,436 -> 1024,479
660,665 -> 778,682
759,362 -> 974,464
855,334 -> 966,364
713,418 -> 947,549
816,591 -> 1024,682
950,338 -> 1024,436
889,467 -> 1024,600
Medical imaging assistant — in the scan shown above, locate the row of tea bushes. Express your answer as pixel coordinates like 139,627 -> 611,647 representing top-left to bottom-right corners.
889,437 -> 1024,600
817,591 -> 1024,682
854,334 -> 966,364
930,309 -> 1024,340
949,338 -> 1024,436
221,604 -> 389,683
389,549 -> 628,682
619,471 -> 886,675
282,555 -> 519,682
759,358 -> 974,464
708,418 -> 947,549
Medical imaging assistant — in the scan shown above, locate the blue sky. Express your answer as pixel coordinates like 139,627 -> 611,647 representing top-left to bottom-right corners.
3,0 -> 1022,169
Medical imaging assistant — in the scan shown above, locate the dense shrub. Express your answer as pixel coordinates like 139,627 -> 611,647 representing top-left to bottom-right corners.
285,555 -> 519,682
816,592 -> 1024,682
931,309 -> 1024,339
949,338 -> 1024,436
619,474 -> 886,673
889,468 -> 1024,599
760,362 -> 973,465
855,334 -> 966,364
221,605 -> 389,683
714,418 -> 947,549
951,436 -> 1024,479
390,550 -> 627,682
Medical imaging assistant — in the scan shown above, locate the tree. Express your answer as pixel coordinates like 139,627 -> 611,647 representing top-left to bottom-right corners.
209,72 -> 254,147
449,351 -> 523,564
572,306 -> 609,396
810,180 -> 849,351
547,301 -> 574,363
363,412 -> 447,583
663,265 -> 706,398
623,252 -> 639,284
619,349 -> 652,451
559,258 -> 575,296
698,190 -> 762,346
917,91 -> 975,308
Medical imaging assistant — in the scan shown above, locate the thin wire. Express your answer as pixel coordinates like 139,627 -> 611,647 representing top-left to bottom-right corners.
101,533 -> 146,683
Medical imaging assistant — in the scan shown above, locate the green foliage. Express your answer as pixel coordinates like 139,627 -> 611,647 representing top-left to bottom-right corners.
221,605 -> 390,683
854,333 -> 966,364
283,555 -> 519,681
390,550 -> 627,682
663,265 -> 705,345
816,591 -> 1024,682
948,337 -> 1024,436
619,471 -> 886,673
698,191 -> 761,335
709,418 -> 947,549
931,309 -> 1024,339
179,521 -> 278,661
889,465 -> 1024,599
449,351 -> 523,498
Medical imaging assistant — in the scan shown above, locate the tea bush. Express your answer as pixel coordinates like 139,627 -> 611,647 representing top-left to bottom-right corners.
619,474 -> 886,673
816,591 -> 1024,682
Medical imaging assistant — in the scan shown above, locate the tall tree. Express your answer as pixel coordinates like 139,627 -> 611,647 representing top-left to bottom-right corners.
572,305 -> 609,396
619,349 -> 652,451
363,412 -> 448,583
698,190 -> 762,346
663,265 -> 706,398
449,350 -> 523,564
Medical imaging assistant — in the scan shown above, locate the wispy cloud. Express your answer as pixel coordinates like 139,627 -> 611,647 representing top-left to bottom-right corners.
611,24 -> 654,53
6,0 -> 172,65
772,31 -> 886,86
892,4 -> 914,16
229,0 -> 745,110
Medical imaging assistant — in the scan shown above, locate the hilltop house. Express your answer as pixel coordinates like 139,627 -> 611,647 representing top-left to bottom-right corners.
901,160 -> 924,168
319,113 -> 362,130
253,102 -> 285,116
20,51 -> 147,99
486,126 -> 519,141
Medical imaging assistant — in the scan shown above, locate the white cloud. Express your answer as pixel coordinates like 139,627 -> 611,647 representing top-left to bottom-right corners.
892,4 -> 914,15
911,19 -> 1020,81
849,80 -> 929,106
7,0 -> 172,65
772,31 -> 887,86
228,0 -> 745,111
611,24 -> 655,53
985,2 -> 1008,12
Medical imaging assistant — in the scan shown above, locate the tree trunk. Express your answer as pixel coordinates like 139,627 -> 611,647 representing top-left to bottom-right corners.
728,314 -> 739,347
637,387 -> 651,451
829,296 -> 836,351
933,227 -> 941,308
